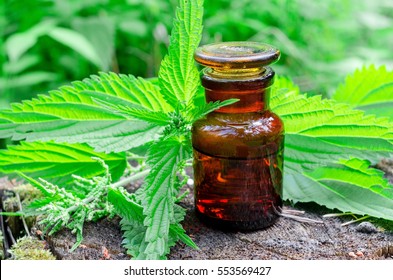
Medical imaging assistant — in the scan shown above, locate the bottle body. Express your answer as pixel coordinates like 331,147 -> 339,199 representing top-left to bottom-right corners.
192,82 -> 284,230
192,111 -> 283,230
192,41 -> 284,230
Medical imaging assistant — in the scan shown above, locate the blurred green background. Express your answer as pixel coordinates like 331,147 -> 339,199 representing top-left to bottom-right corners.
1,0 -> 392,108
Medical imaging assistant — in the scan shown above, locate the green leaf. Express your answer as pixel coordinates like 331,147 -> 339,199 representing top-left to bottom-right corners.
0,142 -> 127,185
119,19 -> 148,37
25,196 -> 61,211
3,55 -> 40,75
271,77 -> 393,221
108,186 -> 197,259
139,136 -> 192,259
47,27 -> 102,68
271,87 -> 393,172
158,0 -> 204,107
107,187 -> 149,259
0,72 -> 169,153
121,218 -> 151,260
332,65 -> 393,121
92,98 -> 171,126
17,173 -> 54,197
68,210 -> 86,252
272,76 -> 301,97
185,98 -> 239,123
284,158 -> 393,221
169,223 -> 198,250
0,72 -> 58,91
5,20 -> 56,62
108,187 -> 144,223
72,16 -> 116,71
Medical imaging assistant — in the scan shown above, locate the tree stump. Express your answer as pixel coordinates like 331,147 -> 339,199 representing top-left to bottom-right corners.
43,160 -> 393,260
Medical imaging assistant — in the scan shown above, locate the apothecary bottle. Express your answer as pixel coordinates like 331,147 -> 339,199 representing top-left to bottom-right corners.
192,42 -> 284,230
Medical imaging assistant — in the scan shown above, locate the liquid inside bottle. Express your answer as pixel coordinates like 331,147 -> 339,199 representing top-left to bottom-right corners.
192,42 -> 284,230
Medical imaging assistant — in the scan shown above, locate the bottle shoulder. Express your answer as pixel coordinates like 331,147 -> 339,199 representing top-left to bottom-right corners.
192,111 -> 284,137
192,111 -> 284,158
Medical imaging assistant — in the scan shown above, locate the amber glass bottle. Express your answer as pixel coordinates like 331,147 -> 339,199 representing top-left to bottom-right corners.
192,42 -> 284,230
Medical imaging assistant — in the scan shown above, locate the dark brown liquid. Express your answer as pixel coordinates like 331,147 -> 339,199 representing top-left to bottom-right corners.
192,63 -> 284,230
193,140 -> 283,230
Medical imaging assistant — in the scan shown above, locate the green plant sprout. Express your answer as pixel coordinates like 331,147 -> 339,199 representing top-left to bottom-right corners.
0,0 -> 392,260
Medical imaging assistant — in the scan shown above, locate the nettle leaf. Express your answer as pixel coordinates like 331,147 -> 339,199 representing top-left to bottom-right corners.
158,0 -> 203,108
170,204 -> 198,250
0,142 -> 127,185
108,186 -> 196,260
271,84 -> 393,172
107,187 -> 150,259
139,136 -> 192,259
108,188 -> 144,223
47,27 -> 103,69
285,158 -> 393,221
271,77 -> 393,220
185,98 -> 239,123
5,20 -> 56,62
332,65 -> 393,121
0,72 -> 170,153
92,98 -> 171,126
272,76 -> 301,97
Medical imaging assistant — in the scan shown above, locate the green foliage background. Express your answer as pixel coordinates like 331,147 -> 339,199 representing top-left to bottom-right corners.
1,0 -> 393,108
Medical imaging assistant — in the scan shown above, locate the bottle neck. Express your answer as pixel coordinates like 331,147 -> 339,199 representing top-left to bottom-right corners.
205,88 -> 270,113
201,67 -> 275,113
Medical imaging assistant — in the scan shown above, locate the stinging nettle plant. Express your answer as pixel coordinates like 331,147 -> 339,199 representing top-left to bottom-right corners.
1,0 -> 393,260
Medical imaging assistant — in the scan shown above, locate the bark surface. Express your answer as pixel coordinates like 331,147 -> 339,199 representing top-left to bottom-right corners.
44,160 -> 393,260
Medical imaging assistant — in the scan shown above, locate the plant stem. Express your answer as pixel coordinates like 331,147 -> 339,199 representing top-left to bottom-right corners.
280,212 -> 324,224
16,193 -> 30,237
323,212 -> 356,218
67,196 -> 95,214
341,215 -> 370,226
126,156 -> 146,161
65,169 -> 151,214
112,169 -> 150,188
